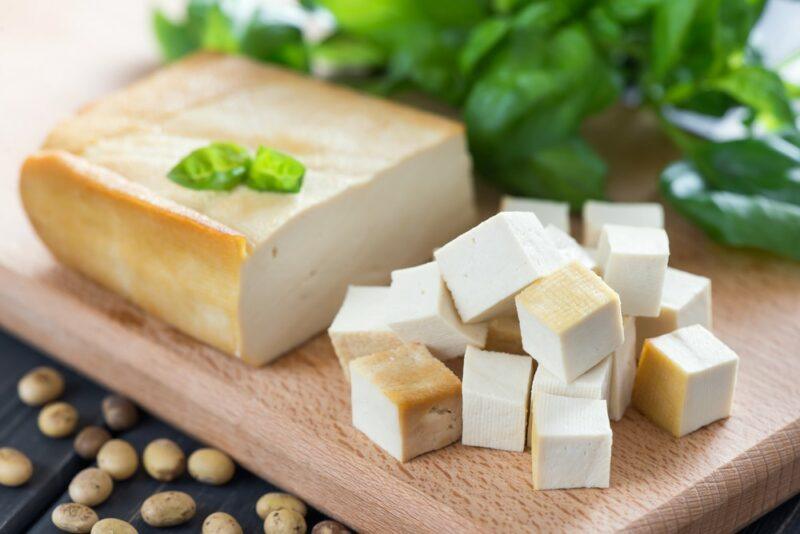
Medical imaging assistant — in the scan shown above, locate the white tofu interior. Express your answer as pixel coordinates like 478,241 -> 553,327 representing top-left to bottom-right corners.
500,196 -> 570,233
544,224 -> 597,272
532,356 -> 611,403
608,316 -> 637,420
582,200 -> 664,246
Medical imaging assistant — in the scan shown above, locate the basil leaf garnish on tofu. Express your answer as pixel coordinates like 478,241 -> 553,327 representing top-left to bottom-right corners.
168,142 -> 251,191
246,146 -> 306,193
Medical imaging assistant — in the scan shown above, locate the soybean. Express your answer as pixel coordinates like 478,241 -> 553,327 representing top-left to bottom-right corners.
38,401 -> 79,438
141,491 -> 196,527
256,492 -> 307,520
51,503 -> 98,533
188,448 -> 235,485
97,439 -> 138,480
68,467 -> 113,506
90,518 -> 137,534
74,426 -> 112,460
0,447 -> 33,487
143,438 -> 185,482
202,512 -> 243,534
18,366 -> 65,406
264,509 -> 307,534
101,395 -> 138,431
311,521 -> 351,534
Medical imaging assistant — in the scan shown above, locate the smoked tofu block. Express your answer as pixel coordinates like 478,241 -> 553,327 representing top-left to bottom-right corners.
633,325 -> 739,437
385,262 -> 487,360
608,316 -> 637,421
328,286 -> 403,379
485,316 -> 525,355
582,200 -> 664,246
435,213 -> 563,323
544,224 -> 598,272
500,196 -> 570,233
636,267 -> 711,354
350,343 -> 462,462
597,225 -> 670,317
20,53 -> 477,365
515,262 -> 624,382
531,356 -> 611,403
530,392 -> 612,490
462,346 -> 533,452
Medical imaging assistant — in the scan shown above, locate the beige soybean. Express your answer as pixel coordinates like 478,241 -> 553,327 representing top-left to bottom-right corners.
97,439 -> 138,480
90,518 -> 137,534
38,401 -> 79,438
68,467 -> 113,506
311,521 -> 351,534
18,366 -> 65,406
264,509 -> 306,534
143,438 -> 185,482
256,493 -> 307,520
101,395 -> 139,431
188,448 -> 235,485
73,426 -> 112,460
202,512 -> 243,534
0,447 -> 33,487
141,491 -> 196,527
52,502 -> 98,533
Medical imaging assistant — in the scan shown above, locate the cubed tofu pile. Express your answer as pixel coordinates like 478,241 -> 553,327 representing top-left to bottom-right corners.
328,196 -> 739,491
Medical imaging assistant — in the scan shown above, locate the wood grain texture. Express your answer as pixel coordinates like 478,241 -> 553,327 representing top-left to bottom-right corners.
1,2 -> 800,532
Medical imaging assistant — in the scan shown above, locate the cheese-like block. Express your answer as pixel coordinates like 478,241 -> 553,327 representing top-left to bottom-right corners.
462,346 -> 533,451
633,325 -> 738,437
516,262 -> 624,382
636,267 -> 711,355
434,213 -> 563,323
544,224 -> 597,272
582,200 -> 664,246
531,356 -> 611,402
485,316 -> 524,355
608,316 -> 637,421
350,343 -> 462,462
385,262 -> 487,360
328,286 -> 403,379
597,225 -> 670,317
530,392 -> 612,490
20,53 -> 477,365
500,196 -> 570,233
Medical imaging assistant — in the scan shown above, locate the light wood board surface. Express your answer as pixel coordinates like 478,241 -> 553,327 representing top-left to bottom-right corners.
2,2 -> 800,532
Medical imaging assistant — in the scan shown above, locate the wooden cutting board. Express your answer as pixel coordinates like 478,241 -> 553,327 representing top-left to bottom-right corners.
2,2 -> 799,532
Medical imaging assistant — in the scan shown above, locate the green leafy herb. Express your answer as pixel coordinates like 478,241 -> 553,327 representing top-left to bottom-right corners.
168,142 -> 251,190
246,147 -> 306,193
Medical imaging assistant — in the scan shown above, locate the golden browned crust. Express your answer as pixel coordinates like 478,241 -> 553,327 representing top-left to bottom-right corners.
20,151 -> 250,356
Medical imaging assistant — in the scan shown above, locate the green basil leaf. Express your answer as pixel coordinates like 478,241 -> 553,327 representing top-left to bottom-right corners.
310,35 -> 386,75
241,15 -> 308,71
153,10 -> 197,62
168,142 -> 251,191
201,4 -> 240,53
459,18 -> 510,76
707,66 -> 795,130
649,0 -> 701,82
246,147 -> 305,193
661,161 -> 800,260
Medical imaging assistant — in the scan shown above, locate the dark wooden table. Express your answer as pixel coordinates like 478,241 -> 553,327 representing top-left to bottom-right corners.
1,328 -> 797,533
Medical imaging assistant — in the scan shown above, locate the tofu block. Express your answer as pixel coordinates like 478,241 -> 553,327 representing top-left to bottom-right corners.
462,346 -> 534,451
544,224 -> 597,272
633,325 -> 738,437
385,262 -> 487,360
636,267 -> 711,354
350,343 -> 462,462
485,316 -> 524,355
434,212 -> 563,323
516,262 -> 624,382
597,225 -> 670,317
20,53 -> 477,365
608,316 -> 637,421
328,286 -> 403,378
531,356 -> 611,403
582,200 -> 664,246
500,196 -> 570,233
530,392 -> 612,490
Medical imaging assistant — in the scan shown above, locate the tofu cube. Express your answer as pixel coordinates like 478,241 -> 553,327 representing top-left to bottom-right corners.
582,200 -> 664,246
462,346 -> 534,451
350,343 -> 462,462
530,392 -> 612,490
385,262 -> 487,360
632,325 -> 739,437
636,267 -> 711,354
434,213 -> 563,323
597,225 -> 669,317
485,316 -> 524,355
500,196 -> 570,233
531,356 -> 611,403
515,262 -> 624,382
328,286 -> 403,379
608,316 -> 637,421
544,224 -> 598,272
